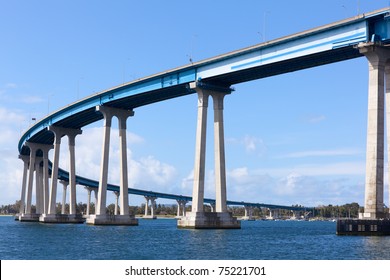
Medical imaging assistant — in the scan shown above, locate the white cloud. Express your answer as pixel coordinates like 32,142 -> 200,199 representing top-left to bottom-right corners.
307,114 -> 326,123
5,83 -> 17,89
0,107 -> 25,124
129,155 -> 177,189
225,162 -> 366,207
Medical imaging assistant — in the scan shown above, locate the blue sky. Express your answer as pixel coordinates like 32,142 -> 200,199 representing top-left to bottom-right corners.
1,0 -> 389,208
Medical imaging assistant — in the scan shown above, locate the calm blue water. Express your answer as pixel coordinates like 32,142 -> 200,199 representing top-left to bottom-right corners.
1,216 -> 390,260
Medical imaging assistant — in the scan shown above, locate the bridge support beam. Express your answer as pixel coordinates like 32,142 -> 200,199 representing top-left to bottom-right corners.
86,106 -> 137,226
60,180 -> 68,214
176,200 -> 188,218
268,209 -> 279,220
178,82 -> 240,229
143,196 -> 157,219
85,187 -> 92,217
19,144 -> 40,221
18,143 -> 53,222
242,206 -> 254,221
358,43 -> 390,220
17,155 -> 29,219
114,191 -> 119,215
40,126 -> 84,224
35,159 -> 44,215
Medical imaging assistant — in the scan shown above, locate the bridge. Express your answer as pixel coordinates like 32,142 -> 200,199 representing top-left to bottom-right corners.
16,7 -> 390,229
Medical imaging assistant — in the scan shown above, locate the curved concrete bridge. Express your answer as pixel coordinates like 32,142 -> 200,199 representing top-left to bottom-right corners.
17,7 -> 390,228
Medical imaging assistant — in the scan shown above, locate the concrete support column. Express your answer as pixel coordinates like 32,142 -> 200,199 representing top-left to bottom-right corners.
176,200 -> 188,217
95,106 -> 133,216
60,180 -> 68,214
144,197 -> 149,216
35,159 -> 43,214
210,203 -> 216,213
385,63 -> 390,216
47,126 -> 62,215
117,109 -> 134,215
86,106 -> 138,225
67,130 -> 82,215
183,202 -> 187,216
178,82 -> 240,229
268,209 -> 279,220
18,155 -> 29,215
243,206 -> 253,220
114,191 -> 119,215
25,143 -> 37,214
211,92 -> 229,213
45,126 -> 81,216
144,196 -> 157,219
359,43 -> 390,219
40,145 -> 53,214
190,83 -> 209,213
96,107 -> 113,216
176,200 -> 181,217
85,187 -> 92,216
94,190 -> 98,214
188,82 -> 231,214
150,198 -> 156,217
23,143 -> 53,216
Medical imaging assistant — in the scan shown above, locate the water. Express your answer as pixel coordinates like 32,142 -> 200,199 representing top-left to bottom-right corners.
1,216 -> 390,260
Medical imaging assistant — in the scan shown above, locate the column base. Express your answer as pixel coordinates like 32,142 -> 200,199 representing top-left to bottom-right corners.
39,214 -> 85,224
359,212 -> 386,219
86,214 -> 138,226
18,213 -> 40,222
337,219 -> 390,235
142,215 -> 157,219
177,211 -> 241,229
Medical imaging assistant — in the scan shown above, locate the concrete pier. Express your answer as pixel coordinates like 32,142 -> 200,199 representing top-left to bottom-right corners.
143,196 -> 157,219
337,219 -> 390,236
86,106 -> 138,226
19,143 -> 39,222
178,82 -> 240,229
358,43 -> 390,220
178,211 -> 240,229
267,209 -> 280,220
339,43 -> 390,235
40,126 -> 84,224
242,206 -> 255,221
176,200 -> 188,218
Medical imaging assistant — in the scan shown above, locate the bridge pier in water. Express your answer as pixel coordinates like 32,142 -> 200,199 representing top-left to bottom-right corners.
39,126 -> 84,223
242,206 -> 254,221
143,196 -> 157,219
337,42 -> 390,235
176,200 -> 188,218
86,106 -> 138,226
178,82 -> 240,229
18,143 -> 52,222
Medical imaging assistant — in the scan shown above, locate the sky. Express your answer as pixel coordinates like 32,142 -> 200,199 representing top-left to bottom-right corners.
1,0 -> 390,209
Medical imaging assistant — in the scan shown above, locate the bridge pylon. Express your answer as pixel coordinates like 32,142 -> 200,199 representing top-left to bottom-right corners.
178,82 -> 240,229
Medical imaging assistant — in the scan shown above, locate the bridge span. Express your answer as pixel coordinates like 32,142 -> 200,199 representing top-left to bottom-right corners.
17,7 -> 390,229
